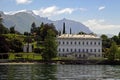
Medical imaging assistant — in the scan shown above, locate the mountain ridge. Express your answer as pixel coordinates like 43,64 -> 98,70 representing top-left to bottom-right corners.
0,11 -> 92,33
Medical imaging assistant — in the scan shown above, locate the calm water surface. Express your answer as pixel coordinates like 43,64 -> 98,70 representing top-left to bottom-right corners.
0,64 -> 120,80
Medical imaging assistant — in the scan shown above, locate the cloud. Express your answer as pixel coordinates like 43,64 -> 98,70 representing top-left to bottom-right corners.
16,0 -> 32,4
33,6 -> 74,17
98,6 -> 105,11
83,19 -> 120,35
4,10 -> 27,15
79,8 -> 87,12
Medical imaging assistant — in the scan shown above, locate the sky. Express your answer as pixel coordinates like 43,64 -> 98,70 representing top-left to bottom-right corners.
0,0 -> 120,35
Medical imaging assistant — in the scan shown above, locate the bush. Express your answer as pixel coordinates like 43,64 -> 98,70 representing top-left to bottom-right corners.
34,48 -> 42,53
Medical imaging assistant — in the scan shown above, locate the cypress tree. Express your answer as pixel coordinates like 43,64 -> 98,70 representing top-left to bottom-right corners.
63,22 -> 66,34
70,27 -> 71,34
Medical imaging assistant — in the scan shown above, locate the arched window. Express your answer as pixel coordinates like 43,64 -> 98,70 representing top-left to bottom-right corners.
71,49 -> 72,52
98,42 -> 100,45
83,42 -> 84,45
82,49 -> 84,52
74,49 -> 76,52
79,49 -> 81,52
67,42 -> 69,45
71,42 -> 72,45
94,42 -> 96,45
63,49 -> 64,52
94,49 -> 96,52
67,48 -> 69,52
79,42 -> 80,45
59,48 -> 61,52
90,49 -> 92,52
90,42 -> 92,45
86,49 -> 88,53
74,41 -> 76,45
86,42 -> 88,45
79,54 -> 81,58
63,41 -> 64,45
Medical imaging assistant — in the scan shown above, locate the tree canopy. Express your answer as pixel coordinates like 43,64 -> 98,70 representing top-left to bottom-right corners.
42,29 -> 58,60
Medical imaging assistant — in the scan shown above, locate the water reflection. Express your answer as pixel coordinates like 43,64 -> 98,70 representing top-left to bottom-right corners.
0,64 -> 57,80
0,64 -> 120,80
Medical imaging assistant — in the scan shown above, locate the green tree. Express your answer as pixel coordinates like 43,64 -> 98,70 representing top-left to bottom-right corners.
70,28 -> 72,34
112,35 -> 119,45
0,35 -> 9,53
116,48 -> 120,60
78,31 -> 86,35
10,26 -> 15,34
31,22 -> 37,34
108,41 -> 118,61
0,14 -> 2,24
63,22 -> 66,34
9,39 -> 23,52
42,29 -> 58,60
0,14 -> 9,34
39,23 -> 58,41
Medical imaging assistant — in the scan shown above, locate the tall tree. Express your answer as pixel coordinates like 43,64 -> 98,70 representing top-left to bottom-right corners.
63,22 -> 66,34
108,41 -> 118,61
0,14 -> 2,24
10,26 -> 15,34
39,23 -> 58,41
0,14 -> 9,34
42,29 -> 58,60
31,22 -> 37,34
70,27 -> 72,34
0,35 -> 9,53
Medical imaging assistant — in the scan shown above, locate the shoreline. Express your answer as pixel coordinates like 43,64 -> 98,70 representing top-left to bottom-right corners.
0,60 -> 120,65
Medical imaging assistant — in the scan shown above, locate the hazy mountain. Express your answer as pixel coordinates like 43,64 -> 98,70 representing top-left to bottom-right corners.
54,18 -> 92,34
0,11 -> 92,33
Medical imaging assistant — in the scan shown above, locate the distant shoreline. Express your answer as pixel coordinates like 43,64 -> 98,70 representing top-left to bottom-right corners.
0,60 -> 120,65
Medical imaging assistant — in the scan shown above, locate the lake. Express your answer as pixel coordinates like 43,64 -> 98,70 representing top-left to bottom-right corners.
0,64 -> 120,80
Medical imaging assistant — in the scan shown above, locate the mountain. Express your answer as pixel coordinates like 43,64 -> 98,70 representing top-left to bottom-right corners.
54,18 -> 92,34
0,11 -> 92,33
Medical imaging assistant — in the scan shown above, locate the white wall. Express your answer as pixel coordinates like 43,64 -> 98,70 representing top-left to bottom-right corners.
57,38 -> 102,58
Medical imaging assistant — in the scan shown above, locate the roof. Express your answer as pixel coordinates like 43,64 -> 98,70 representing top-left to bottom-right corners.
57,34 -> 100,39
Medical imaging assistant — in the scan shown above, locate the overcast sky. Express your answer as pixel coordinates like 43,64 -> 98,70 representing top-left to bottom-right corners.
0,0 -> 120,35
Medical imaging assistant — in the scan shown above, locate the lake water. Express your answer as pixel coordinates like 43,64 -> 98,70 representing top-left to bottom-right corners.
0,64 -> 120,80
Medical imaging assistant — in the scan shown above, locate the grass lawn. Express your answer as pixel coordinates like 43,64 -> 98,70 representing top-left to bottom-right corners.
9,53 -> 42,60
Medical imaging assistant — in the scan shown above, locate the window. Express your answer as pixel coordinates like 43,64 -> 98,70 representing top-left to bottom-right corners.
67,42 -> 69,45
71,42 -> 72,44
90,49 -> 92,52
82,49 -> 84,52
71,49 -> 72,52
59,48 -> 61,52
63,49 -> 64,52
98,42 -> 100,45
98,49 -> 101,52
90,42 -> 92,45
74,49 -> 76,52
79,42 -> 80,45
67,48 -> 69,52
83,42 -> 84,45
79,54 -> 81,58
94,49 -> 96,52
79,49 -> 81,52
74,42 -> 76,45
86,49 -> 88,53
63,41 -> 64,45
86,42 -> 88,45
94,42 -> 96,45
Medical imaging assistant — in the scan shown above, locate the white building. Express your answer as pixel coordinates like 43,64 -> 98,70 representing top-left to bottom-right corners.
23,43 -> 32,53
57,34 -> 102,59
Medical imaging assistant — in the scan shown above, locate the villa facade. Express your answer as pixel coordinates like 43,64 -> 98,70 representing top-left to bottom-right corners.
57,34 -> 102,59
